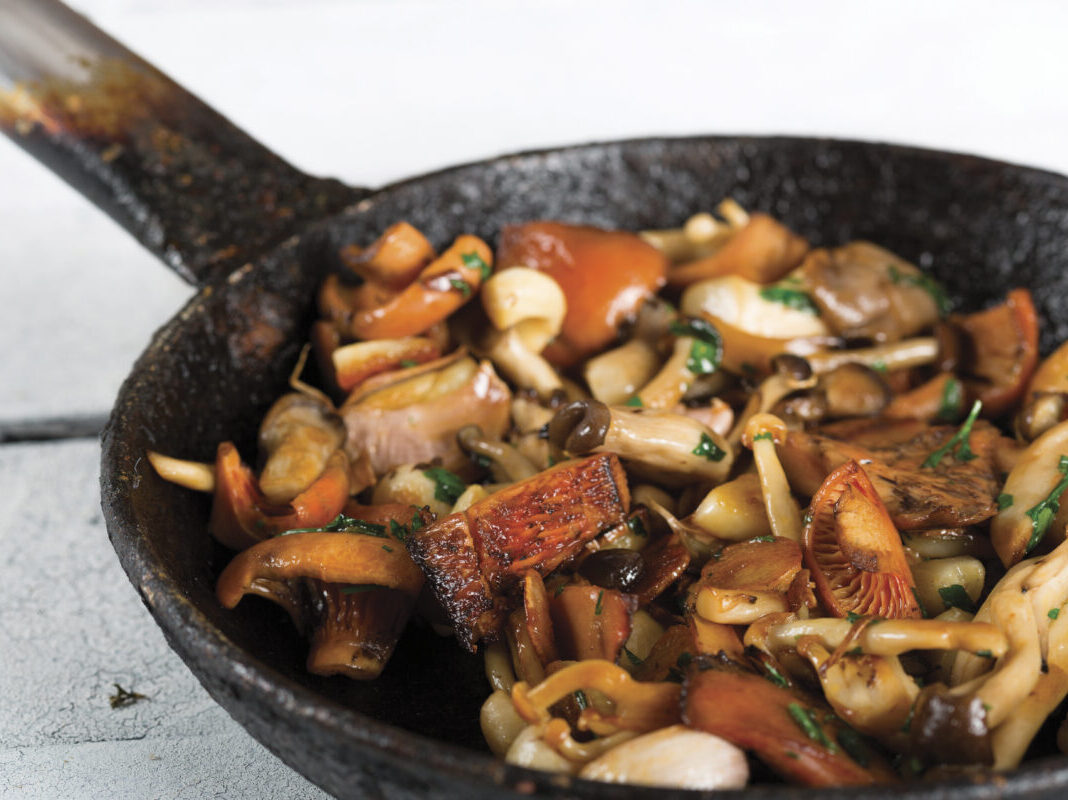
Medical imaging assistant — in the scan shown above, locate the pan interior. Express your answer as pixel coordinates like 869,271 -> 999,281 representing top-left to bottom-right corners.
104,137 -> 1068,798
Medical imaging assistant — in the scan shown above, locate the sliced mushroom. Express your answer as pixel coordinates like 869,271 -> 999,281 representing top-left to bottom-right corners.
680,273 -> 828,339
550,584 -> 635,662
342,353 -> 511,478
258,393 -> 347,505
632,317 -> 724,409
584,338 -> 661,405
800,241 -> 942,342
694,538 -> 803,624
331,336 -> 441,393
548,400 -> 733,486
480,267 -> 567,397
496,221 -> 667,367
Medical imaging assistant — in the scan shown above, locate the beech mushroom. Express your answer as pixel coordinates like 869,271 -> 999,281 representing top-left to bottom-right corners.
632,317 -> 723,409
258,392 -> 347,505
741,414 -> 803,542
584,338 -> 661,405
146,450 -> 215,492
691,473 -> 773,542
457,424 -> 539,483
547,400 -> 733,486
341,352 -> 511,479
578,725 -> 750,790
640,205 -> 740,264
480,267 -> 567,397
728,355 -> 817,446
480,689 -> 528,757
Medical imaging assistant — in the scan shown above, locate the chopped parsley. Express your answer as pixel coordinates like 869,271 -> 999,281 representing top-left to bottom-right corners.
763,662 -> 789,688
693,432 -> 727,462
670,318 -> 723,375
787,703 -> 837,751
975,649 -> 994,659
626,516 -> 648,537
846,612 -> 863,624
399,359 -> 419,368
574,690 -> 589,710
594,590 -> 605,616
997,493 -> 1015,511
751,535 -> 776,543
888,264 -> 951,315
759,285 -> 820,315
449,277 -> 472,297
676,651 -> 693,669
922,400 -> 982,468
752,431 -> 774,443
625,395 -> 644,407
280,513 -> 387,538
936,377 -> 964,423
912,587 -> 930,618
460,250 -> 493,281
471,451 -> 492,470
1024,455 -> 1068,554
871,360 -> 888,375
381,544 -> 394,553
1050,608 -> 1061,621
423,467 -> 467,505
938,584 -> 977,614
622,646 -> 644,666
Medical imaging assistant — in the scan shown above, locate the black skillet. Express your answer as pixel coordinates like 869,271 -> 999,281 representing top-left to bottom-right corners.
4,1 -> 1068,798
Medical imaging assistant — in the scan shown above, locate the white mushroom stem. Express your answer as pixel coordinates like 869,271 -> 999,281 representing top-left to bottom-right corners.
742,414 -> 803,542
695,587 -> 789,624
585,339 -> 661,405
991,601 -> 1068,770
805,337 -> 939,375
635,337 -> 698,409
481,267 -> 567,398
727,356 -> 816,447
970,591 -> 1042,729
457,425 -> 539,483
146,451 -> 215,492
764,617 -> 1008,659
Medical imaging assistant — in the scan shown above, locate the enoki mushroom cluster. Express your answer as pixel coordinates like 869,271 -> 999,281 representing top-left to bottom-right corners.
149,205 -> 1068,790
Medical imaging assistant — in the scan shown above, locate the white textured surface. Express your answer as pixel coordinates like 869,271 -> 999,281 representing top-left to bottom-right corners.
2,1 -> 1068,798
0,440 -> 327,799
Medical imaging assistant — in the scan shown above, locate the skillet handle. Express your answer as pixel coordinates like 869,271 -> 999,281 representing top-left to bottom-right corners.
0,0 -> 367,288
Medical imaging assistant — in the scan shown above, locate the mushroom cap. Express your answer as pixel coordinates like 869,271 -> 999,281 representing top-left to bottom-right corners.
481,267 -> 567,353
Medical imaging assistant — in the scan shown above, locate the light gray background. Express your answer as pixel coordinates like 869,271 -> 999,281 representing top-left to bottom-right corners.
2,1 -> 1067,797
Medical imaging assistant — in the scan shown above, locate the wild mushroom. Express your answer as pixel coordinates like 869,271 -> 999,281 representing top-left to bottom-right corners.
146,450 -> 215,492
640,204 -> 741,264
341,352 -> 511,479
813,363 -> 892,419
727,355 -> 817,447
578,724 -> 750,790
550,584 -> 635,662
691,472 -> 773,542
693,538 -> 805,625
680,273 -> 828,339
584,339 -> 661,405
990,418 -> 1068,567
802,460 -> 921,619
331,336 -> 441,393
479,267 -> 567,397
884,373 -> 965,422
631,317 -> 723,409
496,221 -> 667,367
480,689 -> 528,757
910,556 -> 985,617
799,241 -> 944,342
338,220 -> 436,289
741,414 -> 804,542
345,234 -> 494,340
804,337 -> 940,375
547,399 -> 733,486
457,424 -> 539,483
405,453 -> 630,650
258,392 -> 347,505
666,212 -> 810,287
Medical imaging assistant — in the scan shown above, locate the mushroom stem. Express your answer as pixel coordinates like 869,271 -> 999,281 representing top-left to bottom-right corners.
485,327 -> 564,397
549,400 -> 733,485
727,355 -> 816,447
258,393 -> 347,505
742,414 -> 803,542
584,338 -> 661,405
147,451 -> 215,492
634,337 -> 696,409
805,337 -> 939,375
457,425 -> 539,483
764,617 -> 1008,659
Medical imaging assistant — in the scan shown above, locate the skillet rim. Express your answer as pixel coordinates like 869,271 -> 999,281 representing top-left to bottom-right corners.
101,133 -> 1068,799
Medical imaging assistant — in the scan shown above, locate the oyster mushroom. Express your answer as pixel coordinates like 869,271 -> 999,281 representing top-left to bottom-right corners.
480,267 -> 567,397
341,352 -> 511,479
258,392 -> 347,505
547,399 -> 733,486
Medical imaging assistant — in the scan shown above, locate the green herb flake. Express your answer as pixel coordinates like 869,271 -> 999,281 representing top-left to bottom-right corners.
975,649 -> 994,659
109,683 -> 148,709
676,651 -> 693,669
626,516 -> 648,537
836,727 -> 871,767
692,432 -> 727,462
399,359 -> 419,368
574,690 -> 589,710
341,584 -> 380,595
625,395 -> 644,407
472,452 -> 492,470
848,646 -> 863,656
594,590 -> 605,616
751,535 -> 776,543
752,431 -> 774,442
784,750 -> 800,760
759,285 -> 821,315
381,544 -> 394,553
449,277 -> 472,297
888,264 -> 951,315
846,612 -> 862,624
763,662 -> 789,688
802,511 -> 814,527
936,377 -> 964,423
938,584 -> 977,614
997,493 -> 1015,511
280,513 -> 387,538
622,646 -> 644,667
409,511 -> 425,533
922,400 -> 983,468
912,586 -> 930,618
554,582 -> 566,598
665,667 -> 685,684
669,318 -> 724,375
461,251 -> 492,281
422,466 -> 467,505
389,520 -> 408,541
786,703 -> 836,752
1050,608 -> 1061,621
1024,455 -> 1068,554
901,696 -> 918,733
871,360 -> 888,375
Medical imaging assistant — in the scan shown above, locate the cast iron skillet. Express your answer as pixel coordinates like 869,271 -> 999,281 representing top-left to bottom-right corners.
5,2 -> 1068,798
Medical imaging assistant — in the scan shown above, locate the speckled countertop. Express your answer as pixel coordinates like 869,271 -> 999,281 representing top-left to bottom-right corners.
2,1 -> 1067,797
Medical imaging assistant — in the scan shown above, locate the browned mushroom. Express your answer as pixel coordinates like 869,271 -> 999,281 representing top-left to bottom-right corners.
258,392 -> 347,505
799,241 -> 943,342
405,453 -> 631,650
341,352 -> 511,478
